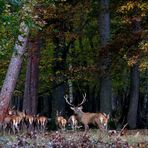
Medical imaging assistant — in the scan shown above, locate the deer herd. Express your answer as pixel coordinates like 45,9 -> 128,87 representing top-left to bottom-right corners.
0,108 -> 48,134
0,94 -> 109,135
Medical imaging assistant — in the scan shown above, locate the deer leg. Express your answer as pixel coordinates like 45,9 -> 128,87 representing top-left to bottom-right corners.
15,124 -> 19,133
74,124 -> 77,130
83,124 -> 89,136
63,125 -> 66,131
38,120 -> 41,131
0,122 -> 2,132
94,118 -> 104,132
12,125 -> 15,135
43,122 -> 47,132
72,124 -> 74,131
3,123 -> 7,135
59,124 -> 62,131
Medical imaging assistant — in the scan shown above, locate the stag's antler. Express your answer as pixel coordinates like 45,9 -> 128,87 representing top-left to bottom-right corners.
78,93 -> 86,107
64,95 -> 75,107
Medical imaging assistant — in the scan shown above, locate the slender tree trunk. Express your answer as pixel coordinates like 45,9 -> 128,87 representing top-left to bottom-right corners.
68,64 -> 73,103
30,37 -> 40,115
98,0 -> 112,114
0,22 -> 29,121
23,56 -> 32,113
23,36 -> 40,115
51,33 -> 67,124
127,63 -> 139,128
127,13 -> 141,129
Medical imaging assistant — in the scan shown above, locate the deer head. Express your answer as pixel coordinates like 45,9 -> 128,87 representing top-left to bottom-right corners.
8,106 -> 16,115
64,93 -> 86,114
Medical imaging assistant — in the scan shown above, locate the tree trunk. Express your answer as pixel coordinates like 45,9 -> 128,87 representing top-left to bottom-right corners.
127,11 -> 141,129
51,32 -> 67,125
98,0 -> 112,114
68,64 -> 74,103
23,36 -> 40,115
23,55 -> 32,113
127,63 -> 139,128
0,22 -> 29,121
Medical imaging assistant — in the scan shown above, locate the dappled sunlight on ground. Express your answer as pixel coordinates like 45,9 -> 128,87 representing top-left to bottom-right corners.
0,129 -> 148,147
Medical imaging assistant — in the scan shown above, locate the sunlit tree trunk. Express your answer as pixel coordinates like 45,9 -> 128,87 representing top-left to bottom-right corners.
23,36 -> 40,115
0,22 -> 29,121
98,0 -> 112,114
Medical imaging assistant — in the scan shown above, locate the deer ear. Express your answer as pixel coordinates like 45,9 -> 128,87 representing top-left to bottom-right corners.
70,107 -> 74,110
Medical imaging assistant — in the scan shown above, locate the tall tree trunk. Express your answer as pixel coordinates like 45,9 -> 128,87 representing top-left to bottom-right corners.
23,36 -> 40,115
68,64 -> 74,103
51,32 -> 67,124
127,13 -> 141,129
23,56 -> 32,113
0,22 -> 29,121
127,63 -> 139,128
98,0 -> 112,114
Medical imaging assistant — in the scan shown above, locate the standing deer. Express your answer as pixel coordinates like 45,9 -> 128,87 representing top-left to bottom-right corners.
36,115 -> 48,132
16,110 -> 26,131
3,111 -> 22,134
11,115 -> 22,134
2,115 -> 13,134
55,111 -> 67,131
64,94 -> 109,135
2,107 -> 19,134
25,114 -> 35,131
68,115 -> 78,130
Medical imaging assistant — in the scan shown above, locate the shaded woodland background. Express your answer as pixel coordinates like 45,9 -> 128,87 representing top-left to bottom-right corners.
0,0 -> 148,130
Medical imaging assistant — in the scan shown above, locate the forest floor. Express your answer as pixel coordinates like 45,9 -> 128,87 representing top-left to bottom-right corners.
0,129 -> 148,148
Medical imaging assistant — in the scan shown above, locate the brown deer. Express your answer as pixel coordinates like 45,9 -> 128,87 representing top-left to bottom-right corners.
55,111 -> 67,131
2,107 -> 20,134
11,115 -> 22,134
36,115 -> 48,132
16,110 -> 26,130
25,114 -> 35,131
2,115 -> 13,134
64,94 -> 109,135
3,114 -> 22,134
68,115 -> 78,130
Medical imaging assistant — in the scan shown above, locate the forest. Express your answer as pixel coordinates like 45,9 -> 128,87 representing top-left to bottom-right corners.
0,0 -> 148,147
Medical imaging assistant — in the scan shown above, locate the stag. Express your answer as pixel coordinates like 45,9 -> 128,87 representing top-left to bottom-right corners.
64,94 -> 109,135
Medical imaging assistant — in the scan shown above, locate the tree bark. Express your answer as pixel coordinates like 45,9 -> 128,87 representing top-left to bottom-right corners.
127,63 -> 139,128
23,36 -> 40,115
98,0 -> 112,114
51,30 -> 67,125
127,12 -> 141,129
68,64 -> 74,103
23,55 -> 32,113
0,22 -> 29,121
